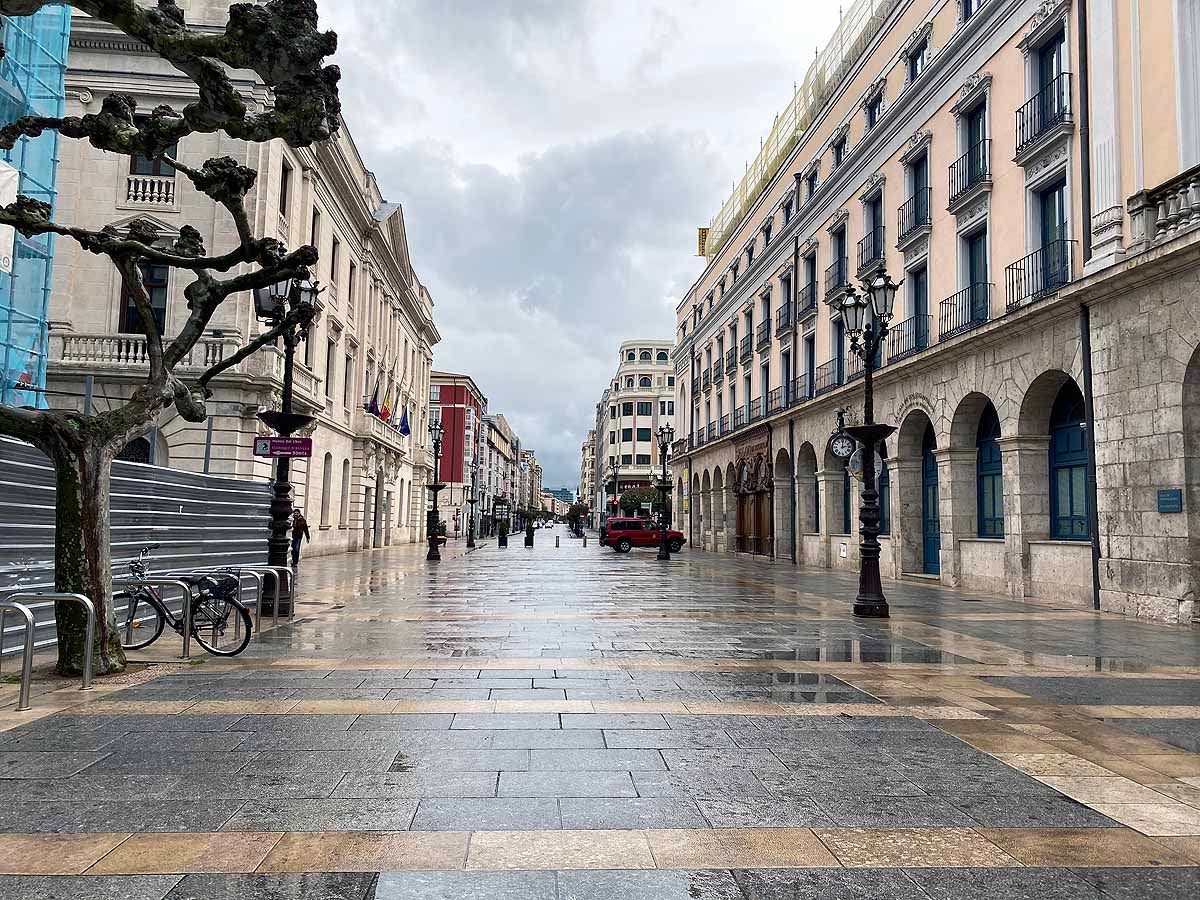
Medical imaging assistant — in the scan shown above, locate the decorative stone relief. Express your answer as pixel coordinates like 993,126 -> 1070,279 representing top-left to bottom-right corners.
858,172 -> 886,203
1024,140 -> 1069,182
799,237 -> 818,258
903,235 -> 930,265
827,208 -> 849,234
952,72 -> 992,117
955,194 -> 989,233
900,129 -> 933,165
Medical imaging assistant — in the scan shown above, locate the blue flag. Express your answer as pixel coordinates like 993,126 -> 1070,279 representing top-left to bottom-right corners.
367,380 -> 380,415
398,405 -> 411,436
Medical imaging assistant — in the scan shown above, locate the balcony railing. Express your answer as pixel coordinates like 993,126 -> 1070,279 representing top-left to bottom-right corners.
702,370 -> 712,392
887,313 -> 931,362
1016,73 -> 1072,156
694,429 -> 706,448
790,375 -> 810,404
796,282 -> 817,317
733,407 -> 746,429
53,332 -> 237,370
766,386 -> 782,414
1005,241 -> 1073,309
713,361 -> 724,384
949,139 -> 990,204
857,226 -> 885,274
814,358 -> 842,396
824,257 -> 849,299
725,348 -> 737,373
691,377 -> 701,394
755,320 -> 771,350
749,397 -> 762,422
1128,165 -> 1200,251
720,414 -> 730,435
939,283 -> 991,340
706,422 -> 716,442
846,352 -> 864,382
898,187 -> 931,241
775,301 -> 793,334
124,174 -> 177,209
739,334 -> 753,361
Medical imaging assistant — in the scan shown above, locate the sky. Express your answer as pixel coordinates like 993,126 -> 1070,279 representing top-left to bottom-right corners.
319,0 -> 842,489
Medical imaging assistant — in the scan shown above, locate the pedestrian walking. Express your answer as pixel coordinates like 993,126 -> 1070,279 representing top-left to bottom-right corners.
291,509 -> 311,567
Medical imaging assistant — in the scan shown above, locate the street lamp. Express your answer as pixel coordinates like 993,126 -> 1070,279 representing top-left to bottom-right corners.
655,423 -> 676,560
254,276 -> 319,599
426,419 -> 445,561
835,267 -> 900,618
607,460 -> 621,519
466,458 -> 479,549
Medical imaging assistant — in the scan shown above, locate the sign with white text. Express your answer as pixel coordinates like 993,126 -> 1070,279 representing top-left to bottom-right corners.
253,436 -> 313,458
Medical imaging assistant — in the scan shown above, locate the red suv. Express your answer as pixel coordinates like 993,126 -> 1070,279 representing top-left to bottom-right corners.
602,517 -> 686,553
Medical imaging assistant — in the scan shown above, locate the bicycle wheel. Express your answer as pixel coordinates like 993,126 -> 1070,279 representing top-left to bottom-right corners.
119,589 -> 166,650
190,594 -> 252,656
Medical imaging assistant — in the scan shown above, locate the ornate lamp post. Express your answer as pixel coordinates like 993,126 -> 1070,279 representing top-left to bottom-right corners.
836,268 -> 900,618
607,460 -> 620,518
466,458 -> 479,549
254,276 -> 319,586
426,419 -> 445,561
655,423 -> 676,560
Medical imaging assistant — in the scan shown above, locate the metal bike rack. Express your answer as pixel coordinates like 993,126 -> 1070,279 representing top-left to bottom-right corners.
164,568 -> 261,646
0,600 -> 35,710
112,577 -> 197,660
6,593 -> 95,691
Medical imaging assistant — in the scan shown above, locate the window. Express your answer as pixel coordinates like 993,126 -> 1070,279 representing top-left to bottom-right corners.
636,454 -> 651,465
129,121 -> 177,177
340,458 -> 350,525
731,261 -> 740,280
963,0 -> 980,19
320,453 -> 333,527
640,350 -> 652,361
621,428 -> 634,441
343,353 -> 353,407
783,198 -> 793,223
667,401 -> 675,415
625,376 -> 634,388
910,264 -> 928,320
746,243 -> 755,267
806,170 -> 818,199
908,37 -> 928,82
347,261 -> 357,315
310,207 -> 321,248
832,136 -> 847,167
279,159 -> 292,218
638,376 -> 652,388
762,218 -> 773,245
324,338 -> 336,399
329,236 -> 341,287
609,431 -> 616,445
119,262 -> 169,334
659,401 -> 666,415
610,405 -> 617,418
1049,381 -> 1090,539
636,401 -> 653,416
657,350 -> 669,362
977,403 -> 1004,537
636,427 -> 652,442
626,350 -> 636,361
621,454 -> 633,465
866,95 -> 882,128
430,384 -> 441,401
667,376 -> 675,386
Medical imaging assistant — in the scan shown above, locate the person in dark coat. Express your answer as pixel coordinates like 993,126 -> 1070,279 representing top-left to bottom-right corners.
291,509 -> 311,566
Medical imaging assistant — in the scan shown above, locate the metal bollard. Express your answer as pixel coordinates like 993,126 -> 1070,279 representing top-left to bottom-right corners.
583,535 -> 588,547
10,593 -> 95,691
555,536 -> 560,548
0,600 -> 36,710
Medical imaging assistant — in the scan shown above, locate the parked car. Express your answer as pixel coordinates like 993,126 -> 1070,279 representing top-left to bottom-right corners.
601,517 -> 685,554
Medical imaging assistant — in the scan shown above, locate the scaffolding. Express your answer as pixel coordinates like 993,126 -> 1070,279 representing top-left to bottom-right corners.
703,0 -> 901,261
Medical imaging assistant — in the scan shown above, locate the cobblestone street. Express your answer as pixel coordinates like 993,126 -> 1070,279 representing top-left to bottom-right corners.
1,527 -> 1198,898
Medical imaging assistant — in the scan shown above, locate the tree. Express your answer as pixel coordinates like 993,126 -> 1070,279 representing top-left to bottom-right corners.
566,502 -> 588,529
618,487 -> 660,515
0,0 -> 341,675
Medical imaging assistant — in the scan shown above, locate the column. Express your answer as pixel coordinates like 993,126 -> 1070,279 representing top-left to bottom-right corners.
937,448 -> 978,587
890,458 -> 922,576
1086,0 -> 1126,268
998,435 -> 1051,598
814,468 -> 840,568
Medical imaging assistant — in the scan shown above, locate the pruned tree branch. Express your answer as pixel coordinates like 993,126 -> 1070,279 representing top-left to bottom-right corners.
194,301 -> 316,393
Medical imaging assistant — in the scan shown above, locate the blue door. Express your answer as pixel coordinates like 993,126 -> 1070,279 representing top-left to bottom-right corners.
921,425 -> 941,575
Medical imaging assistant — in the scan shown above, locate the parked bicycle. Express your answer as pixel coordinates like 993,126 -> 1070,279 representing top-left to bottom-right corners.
117,544 -> 252,656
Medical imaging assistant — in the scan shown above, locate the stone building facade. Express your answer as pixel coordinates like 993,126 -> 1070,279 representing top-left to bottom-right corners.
674,0 -> 1200,624
481,413 -> 521,535
45,3 -> 440,558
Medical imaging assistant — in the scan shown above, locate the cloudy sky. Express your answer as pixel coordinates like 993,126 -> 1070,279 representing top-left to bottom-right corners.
320,0 -> 842,489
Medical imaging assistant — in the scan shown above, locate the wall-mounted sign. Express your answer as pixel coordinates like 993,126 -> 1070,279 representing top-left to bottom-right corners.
1157,488 -> 1183,514
253,436 -> 313,458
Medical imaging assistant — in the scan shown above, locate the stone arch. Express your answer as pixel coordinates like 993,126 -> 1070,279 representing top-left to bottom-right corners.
1017,369 -> 1075,436
821,436 -> 850,538
946,391 -> 1004,547
675,476 -> 684,530
774,448 -> 795,561
319,452 -> 334,527
895,407 -> 937,575
796,442 -> 819,534
724,463 -> 738,551
711,466 -> 725,549
701,469 -> 713,547
690,472 -> 701,545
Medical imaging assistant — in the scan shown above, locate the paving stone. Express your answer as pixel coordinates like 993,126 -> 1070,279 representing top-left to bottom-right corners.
0,751 -> 113,779
0,799 -> 243,832
558,869 -> 746,899
633,770 -> 774,800
698,797 -> 835,828
221,798 -> 418,831
904,867 -> 1109,900
374,871 -> 557,900
164,873 -> 378,899
947,795 -> 1120,827
489,729 -> 606,749
530,749 -> 666,771
498,771 -> 635,798
1069,867 -> 1200,899
450,713 -> 561,730
733,868 -> 926,900
559,797 -> 708,829
602,728 -> 736,749
661,749 -> 788,771
410,797 -> 561,830
0,875 -> 184,900
816,796 -> 979,827
391,750 -> 530,771
334,771 -> 498,799
230,714 -> 359,731
561,714 -> 670,730
488,689 -> 568,700
238,750 -> 398,773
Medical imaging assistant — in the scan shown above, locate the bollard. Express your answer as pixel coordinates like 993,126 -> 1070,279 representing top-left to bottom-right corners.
555,536 -> 560,548
0,600 -> 35,710
583,535 -> 588,547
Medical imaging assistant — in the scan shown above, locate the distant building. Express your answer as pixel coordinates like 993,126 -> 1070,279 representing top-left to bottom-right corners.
430,372 -> 486,536
579,430 -> 596,519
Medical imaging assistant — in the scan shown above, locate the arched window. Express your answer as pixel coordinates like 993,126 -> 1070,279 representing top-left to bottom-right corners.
339,459 -> 351,526
1049,381 -> 1089,539
976,403 -> 1004,537
842,463 -> 852,534
878,441 -> 890,535
638,376 -> 652,388
657,350 -> 669,363
625,376 -> 634,388
626,350 -> 635,361
320,453 -> 333,527
813,471 -> 821,531
640,350 -> 652,361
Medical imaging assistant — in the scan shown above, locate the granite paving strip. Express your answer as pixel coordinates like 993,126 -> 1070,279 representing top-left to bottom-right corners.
812,827 -> 1020,867
257,831 -> 471,873
464,829 -> 657,870
977,826 -> 1196,866
645,826 -> 839,869
87,831 -> 283,875
0,832 -> 132,875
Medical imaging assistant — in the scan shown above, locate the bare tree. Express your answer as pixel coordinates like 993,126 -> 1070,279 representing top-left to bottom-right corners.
0,0 -> 341,675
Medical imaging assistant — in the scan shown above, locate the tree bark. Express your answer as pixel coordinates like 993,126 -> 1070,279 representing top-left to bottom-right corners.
48,437 -> 127,675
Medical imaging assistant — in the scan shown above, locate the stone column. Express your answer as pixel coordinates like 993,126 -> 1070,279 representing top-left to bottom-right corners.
937,448 -> 978,587
890,458 -> 922,576
998,435 -> 1051,598
1086,0 -> 1126,268
814,468 -> 840,568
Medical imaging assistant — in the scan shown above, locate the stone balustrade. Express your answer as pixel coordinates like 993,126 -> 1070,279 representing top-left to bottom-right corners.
1127,165 -> 1200,252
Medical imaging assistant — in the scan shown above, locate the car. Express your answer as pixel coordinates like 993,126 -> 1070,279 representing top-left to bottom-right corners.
601,517 -> 685,554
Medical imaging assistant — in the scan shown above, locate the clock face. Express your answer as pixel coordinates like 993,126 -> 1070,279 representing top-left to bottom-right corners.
831,434 -> 856,459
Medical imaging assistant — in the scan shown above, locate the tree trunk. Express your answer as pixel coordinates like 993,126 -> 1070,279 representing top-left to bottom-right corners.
49,439 -> 127,676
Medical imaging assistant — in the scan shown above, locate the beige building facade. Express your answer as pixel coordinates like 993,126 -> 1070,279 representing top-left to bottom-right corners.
46,4 -> 439,557
675,0 -> 1200,624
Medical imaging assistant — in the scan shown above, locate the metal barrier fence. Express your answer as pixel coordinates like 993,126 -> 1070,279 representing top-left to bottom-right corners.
0,438 -> 271,656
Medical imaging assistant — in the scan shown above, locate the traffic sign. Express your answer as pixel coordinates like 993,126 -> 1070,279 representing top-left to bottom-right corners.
253,436 -> 313,458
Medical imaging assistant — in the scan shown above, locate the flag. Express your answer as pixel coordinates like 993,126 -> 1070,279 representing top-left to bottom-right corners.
380,383 -> 393,422
367,379 -> 380,416
398,405 -> 411,436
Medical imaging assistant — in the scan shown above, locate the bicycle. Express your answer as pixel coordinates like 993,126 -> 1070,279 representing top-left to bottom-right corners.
117,544 -> 253,656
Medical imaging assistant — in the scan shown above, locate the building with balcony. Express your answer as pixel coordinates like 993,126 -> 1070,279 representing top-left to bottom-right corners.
482,413 -> 521,536
579,431 -> 596,520
430,372 -> 486,537
519,448 -> 543,514
675,0 -> 1200,624
591,340 -> 676,520
0,6 -> 69,408
44,4 -> 440,557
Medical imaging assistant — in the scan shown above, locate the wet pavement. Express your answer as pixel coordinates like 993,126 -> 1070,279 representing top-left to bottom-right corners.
0,525 -> 1198,898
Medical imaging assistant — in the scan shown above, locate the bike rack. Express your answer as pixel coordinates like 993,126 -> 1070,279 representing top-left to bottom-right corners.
5,593 -> 95,692
169,565 -> 292,633
112,577 -> 196,660
164,568 -> 261,646
0,600 -> 35,710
